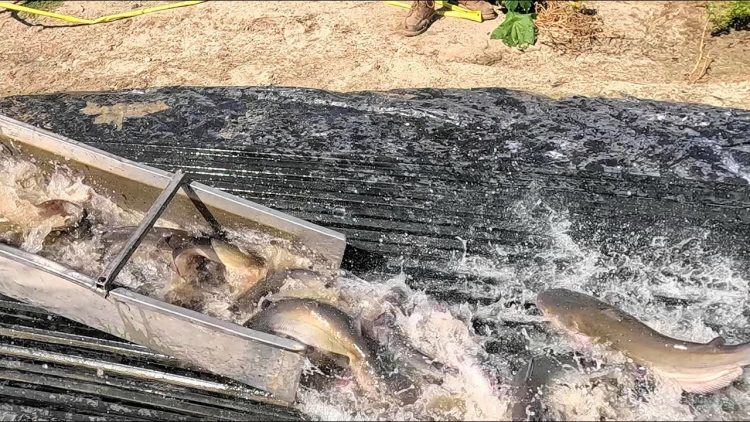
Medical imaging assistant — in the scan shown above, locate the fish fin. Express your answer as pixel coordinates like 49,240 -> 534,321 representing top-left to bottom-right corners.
600,308 -> 624,322
352,313 -> 363,337
707,336 -> 726,347
169,258 -> 180,276
651,374 -> 684,399
676,367 -> 744,394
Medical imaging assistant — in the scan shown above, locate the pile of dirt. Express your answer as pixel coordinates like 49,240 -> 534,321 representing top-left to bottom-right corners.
1,1 -> 748,109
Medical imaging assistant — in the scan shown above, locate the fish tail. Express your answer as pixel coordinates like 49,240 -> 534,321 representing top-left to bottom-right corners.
351,358 -> 421,404
211,239 -> 264,270
349,359 -> 380,394
381,371 -> 421,405
731,342 -> 750,366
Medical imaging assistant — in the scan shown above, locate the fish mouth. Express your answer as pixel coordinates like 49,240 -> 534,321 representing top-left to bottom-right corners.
536,288 -> 569,315
535,292 -> 550,314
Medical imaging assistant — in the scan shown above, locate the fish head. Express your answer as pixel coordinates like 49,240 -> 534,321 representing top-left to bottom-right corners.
210,239 -> 268,295
372,308 -> 398,328
536,288 -> 593,332
171,238 -> 217,279
35,200 -> 86,230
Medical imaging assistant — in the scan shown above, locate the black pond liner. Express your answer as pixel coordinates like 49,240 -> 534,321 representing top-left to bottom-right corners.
0,87 -> 748,418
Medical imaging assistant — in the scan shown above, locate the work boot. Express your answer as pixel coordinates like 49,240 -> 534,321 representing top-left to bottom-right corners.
401,0 -> 435,37
457,0 -> 498,20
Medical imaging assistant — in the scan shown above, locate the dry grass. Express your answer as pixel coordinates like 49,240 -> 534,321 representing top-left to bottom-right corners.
535,1 -> 603,53
686,15 -> 712,84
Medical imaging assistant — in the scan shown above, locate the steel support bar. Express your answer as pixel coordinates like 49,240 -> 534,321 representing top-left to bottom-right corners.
96,170 -> 187,295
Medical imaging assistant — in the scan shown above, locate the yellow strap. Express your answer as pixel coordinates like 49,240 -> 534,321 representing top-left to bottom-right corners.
0,1 -> 205,25
384,1 -> 483,23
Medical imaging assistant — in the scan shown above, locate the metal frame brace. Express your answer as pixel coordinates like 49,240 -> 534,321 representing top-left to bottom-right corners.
96,170 -> 187,296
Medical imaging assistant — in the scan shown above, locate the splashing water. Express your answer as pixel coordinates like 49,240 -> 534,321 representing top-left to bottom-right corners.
2,149 -> 750,420
461,193 -> 750,421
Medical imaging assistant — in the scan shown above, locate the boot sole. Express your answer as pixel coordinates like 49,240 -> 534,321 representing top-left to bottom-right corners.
400,25 -> 430,37
400,18 -> 434,37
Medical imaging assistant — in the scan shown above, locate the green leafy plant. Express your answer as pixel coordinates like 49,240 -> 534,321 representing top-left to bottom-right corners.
18,0 -> 64,19
21,0 -> 63,11
491,0 -> 537,49
706,1 -> 750,34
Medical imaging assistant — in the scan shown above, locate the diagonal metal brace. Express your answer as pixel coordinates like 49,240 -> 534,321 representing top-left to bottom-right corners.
96,170 -> 187,296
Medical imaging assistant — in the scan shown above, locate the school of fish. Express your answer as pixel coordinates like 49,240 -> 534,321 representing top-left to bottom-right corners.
3,145 -> 750,420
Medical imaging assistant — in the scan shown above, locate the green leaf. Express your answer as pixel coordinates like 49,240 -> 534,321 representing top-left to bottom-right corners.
503,0 -> 520,11
502,0 -> 532,12
706,1 -> 750,32
490,11 -> 537,49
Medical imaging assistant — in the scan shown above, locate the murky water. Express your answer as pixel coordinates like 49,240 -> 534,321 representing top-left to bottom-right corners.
2,149 -> 750,421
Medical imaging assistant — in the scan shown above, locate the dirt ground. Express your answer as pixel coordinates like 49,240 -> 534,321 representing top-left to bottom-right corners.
1,1 -> 749,109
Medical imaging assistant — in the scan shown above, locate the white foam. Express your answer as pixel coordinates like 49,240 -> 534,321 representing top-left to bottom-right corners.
3,152 -> 749,420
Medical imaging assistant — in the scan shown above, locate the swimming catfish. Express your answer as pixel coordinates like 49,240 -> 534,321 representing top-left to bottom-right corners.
366,307 -> 449,384
0,199 -> 85,232
102,226 -> 271,302
100,226 -> 191,251
170,236 -> 268,298
536,288 -> 750,394
245,298 -> 419,403
0,199 -> 86,247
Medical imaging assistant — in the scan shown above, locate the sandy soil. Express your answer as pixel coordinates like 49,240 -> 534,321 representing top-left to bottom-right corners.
1,1 -> 749,109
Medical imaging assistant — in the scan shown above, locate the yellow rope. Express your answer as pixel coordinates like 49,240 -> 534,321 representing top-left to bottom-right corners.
0,1 -> 205,25
1,1 -> 481,26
